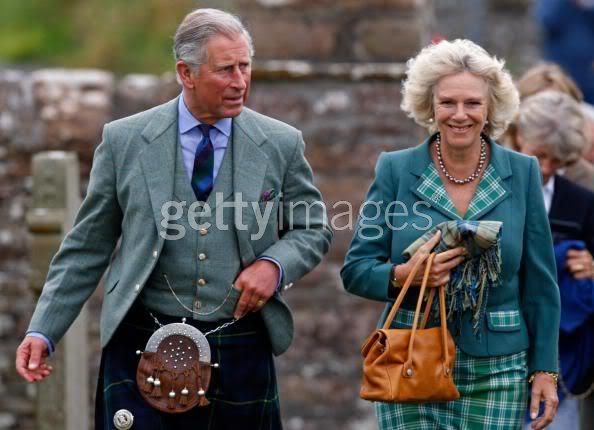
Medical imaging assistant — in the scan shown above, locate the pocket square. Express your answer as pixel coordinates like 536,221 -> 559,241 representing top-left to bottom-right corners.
259,189 -> 277,202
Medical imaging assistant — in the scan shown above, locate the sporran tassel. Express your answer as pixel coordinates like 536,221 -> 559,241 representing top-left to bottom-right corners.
167,389 -> 176,409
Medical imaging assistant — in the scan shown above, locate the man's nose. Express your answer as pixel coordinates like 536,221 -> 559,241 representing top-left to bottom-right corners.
230,67 -> 247,90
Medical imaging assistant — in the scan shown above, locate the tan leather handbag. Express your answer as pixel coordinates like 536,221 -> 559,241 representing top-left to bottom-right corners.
360,253 -> 460,402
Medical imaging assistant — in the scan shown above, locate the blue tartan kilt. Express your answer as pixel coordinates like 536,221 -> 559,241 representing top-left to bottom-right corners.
95,303 -> 282,430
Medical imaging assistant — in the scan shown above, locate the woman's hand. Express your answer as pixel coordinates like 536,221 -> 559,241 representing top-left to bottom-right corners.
566,249 -> 594,279
394,231 -> 466,288
529,373 -> 559,430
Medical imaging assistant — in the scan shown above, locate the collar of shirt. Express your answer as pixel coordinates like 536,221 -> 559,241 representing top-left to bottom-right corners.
177,95 -> 232,143
542,175 -> 556,214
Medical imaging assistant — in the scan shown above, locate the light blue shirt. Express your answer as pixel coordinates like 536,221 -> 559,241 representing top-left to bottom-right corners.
178,95 -> 232,183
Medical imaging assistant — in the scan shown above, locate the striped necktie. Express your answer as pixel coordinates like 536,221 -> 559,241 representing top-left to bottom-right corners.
191,124 -> 214,202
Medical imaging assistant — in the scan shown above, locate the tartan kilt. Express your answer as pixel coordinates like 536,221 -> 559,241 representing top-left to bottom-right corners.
95,303 -> 282,430
375,309 -> 529,430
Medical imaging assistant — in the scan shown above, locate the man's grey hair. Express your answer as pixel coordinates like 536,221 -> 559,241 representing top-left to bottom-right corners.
173,8 -> 254,71
518,91 -> 586,164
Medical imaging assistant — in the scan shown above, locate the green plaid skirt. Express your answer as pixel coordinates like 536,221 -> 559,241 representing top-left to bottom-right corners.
376,309 -> 528,430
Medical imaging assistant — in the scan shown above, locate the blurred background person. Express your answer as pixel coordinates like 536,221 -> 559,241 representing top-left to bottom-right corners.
535,0 -> 594,104
502,63 -> 594,192
515,90 -> 594,430
342,39 -> 560,430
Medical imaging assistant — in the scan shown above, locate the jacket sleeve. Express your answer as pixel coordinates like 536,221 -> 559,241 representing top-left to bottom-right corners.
340,152 -> 396,302
259,131 -> 332,285
27,124 -> 123,345
520,158 -> 561,374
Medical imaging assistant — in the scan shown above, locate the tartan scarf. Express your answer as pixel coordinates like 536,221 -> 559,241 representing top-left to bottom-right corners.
403,220 -> 503,334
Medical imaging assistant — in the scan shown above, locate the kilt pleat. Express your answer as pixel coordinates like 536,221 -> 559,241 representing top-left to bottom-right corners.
95,303 -> 282,430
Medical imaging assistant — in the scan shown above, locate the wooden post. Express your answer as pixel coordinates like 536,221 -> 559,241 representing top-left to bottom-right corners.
26,151 -> 89,430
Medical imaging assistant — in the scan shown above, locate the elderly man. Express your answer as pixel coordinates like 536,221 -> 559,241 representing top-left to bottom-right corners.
15,8 -> 331,430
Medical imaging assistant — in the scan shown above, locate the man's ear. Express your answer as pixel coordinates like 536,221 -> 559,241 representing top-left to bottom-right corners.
176,61 -> 195,89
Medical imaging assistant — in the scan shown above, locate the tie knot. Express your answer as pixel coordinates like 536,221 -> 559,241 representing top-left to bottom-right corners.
198,124 -> 213,138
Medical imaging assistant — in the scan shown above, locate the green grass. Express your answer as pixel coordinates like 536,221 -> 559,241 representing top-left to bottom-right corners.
0,0 -> 201,74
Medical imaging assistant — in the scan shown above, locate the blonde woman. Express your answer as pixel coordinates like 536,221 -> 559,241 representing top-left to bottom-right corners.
341,40 -> 560,430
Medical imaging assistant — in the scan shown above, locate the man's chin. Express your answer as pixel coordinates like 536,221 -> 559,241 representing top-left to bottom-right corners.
223,105 -> 245,118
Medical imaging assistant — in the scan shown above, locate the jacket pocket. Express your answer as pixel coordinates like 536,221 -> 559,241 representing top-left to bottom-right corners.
487,310 -> 521,332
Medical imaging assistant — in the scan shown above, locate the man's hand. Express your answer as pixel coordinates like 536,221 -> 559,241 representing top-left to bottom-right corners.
15,336 -> 53,382
529,373 -> 559,430
233,260 -> 280,319
566,249 -> 594,279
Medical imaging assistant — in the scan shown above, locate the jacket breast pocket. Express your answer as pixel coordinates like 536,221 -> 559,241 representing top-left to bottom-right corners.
487,310 -> 521,332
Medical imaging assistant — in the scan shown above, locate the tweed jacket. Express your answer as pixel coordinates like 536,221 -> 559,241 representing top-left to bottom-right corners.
28,97 -> 332,355
341,136 -> 561,373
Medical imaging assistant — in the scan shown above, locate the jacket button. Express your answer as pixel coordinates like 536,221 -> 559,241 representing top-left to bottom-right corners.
152,250 -> 158,258
199,228 -> 208,236
194,299 -> 202,309
134,284 -> 140,292
198,253 -> 206,261
197,278 -> 206,286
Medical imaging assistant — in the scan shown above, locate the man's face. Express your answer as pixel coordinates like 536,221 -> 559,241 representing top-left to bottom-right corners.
182,33 -> 251,124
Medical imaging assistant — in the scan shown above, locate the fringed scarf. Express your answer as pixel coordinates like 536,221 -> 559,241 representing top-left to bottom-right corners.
403,220 -> 502,335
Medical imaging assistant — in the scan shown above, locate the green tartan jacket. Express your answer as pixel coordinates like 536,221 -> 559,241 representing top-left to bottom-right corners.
28,97 -> 332,355
341,135 -> 560,374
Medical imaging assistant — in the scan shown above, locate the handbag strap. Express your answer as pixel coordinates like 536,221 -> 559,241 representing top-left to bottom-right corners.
381,253 -> 430,330
420,287 -> 436,329
403,252 -> 452,377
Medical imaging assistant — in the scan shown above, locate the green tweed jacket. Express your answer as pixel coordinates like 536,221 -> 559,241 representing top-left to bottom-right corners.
28,97 -> 332,355
341,136 -> 560,374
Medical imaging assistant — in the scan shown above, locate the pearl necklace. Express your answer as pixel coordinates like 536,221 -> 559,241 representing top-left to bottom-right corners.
435,133 -> 487,185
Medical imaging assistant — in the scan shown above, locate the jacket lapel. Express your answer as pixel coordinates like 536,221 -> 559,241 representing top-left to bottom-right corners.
139,98 -> 179,236
469,137 -> 512,220
231,109 -> 269,265
407,135 -> 512,221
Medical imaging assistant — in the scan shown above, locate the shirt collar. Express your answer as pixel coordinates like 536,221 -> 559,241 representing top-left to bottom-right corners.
177,95 -> 232,137
543,175 -> 555,195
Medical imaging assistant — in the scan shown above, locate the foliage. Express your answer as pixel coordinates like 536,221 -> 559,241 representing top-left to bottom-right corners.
0,0 -> 206,74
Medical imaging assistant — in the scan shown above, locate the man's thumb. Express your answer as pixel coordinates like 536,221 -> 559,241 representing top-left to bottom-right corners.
28,343 -> 43,370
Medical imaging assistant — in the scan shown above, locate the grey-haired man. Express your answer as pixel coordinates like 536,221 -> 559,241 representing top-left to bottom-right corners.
16,8 -> 331,429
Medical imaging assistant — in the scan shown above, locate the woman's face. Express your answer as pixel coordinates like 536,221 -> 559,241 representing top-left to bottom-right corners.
433,71 -> 489,151
517,134 -> 565,185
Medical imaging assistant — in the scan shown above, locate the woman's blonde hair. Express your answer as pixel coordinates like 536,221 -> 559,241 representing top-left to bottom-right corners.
516,63 -> 583,102
518,91 -> 586,164
400,39 -> 519,139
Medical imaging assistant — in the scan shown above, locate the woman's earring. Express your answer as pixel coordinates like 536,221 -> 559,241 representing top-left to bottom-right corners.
428,118 -> 434,123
